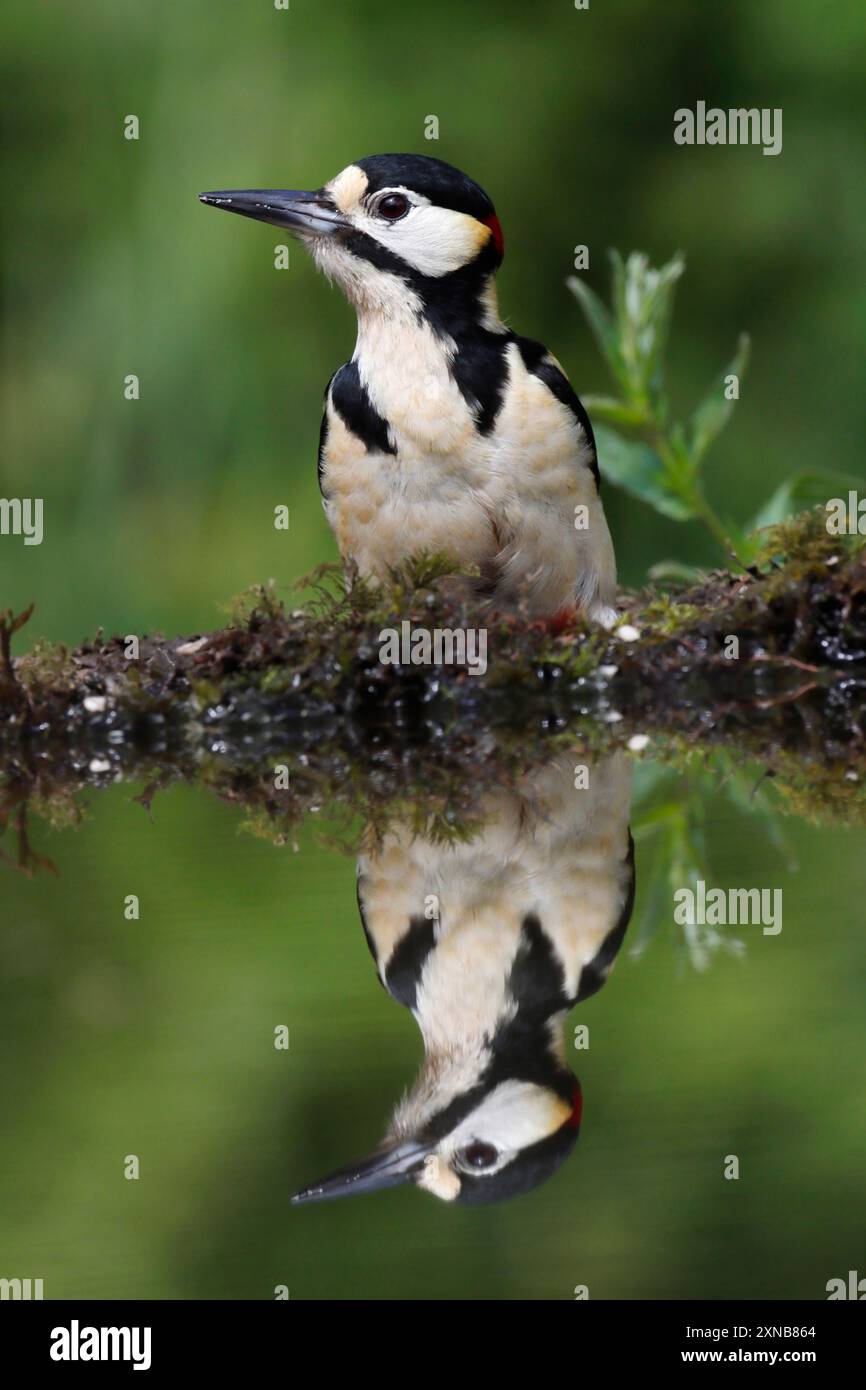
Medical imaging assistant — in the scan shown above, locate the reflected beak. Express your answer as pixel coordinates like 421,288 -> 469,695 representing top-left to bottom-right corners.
198,188 -> 349,236
291,1138 -> 433,1205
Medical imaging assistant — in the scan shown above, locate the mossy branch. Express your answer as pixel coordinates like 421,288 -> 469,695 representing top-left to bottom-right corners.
1,511 -> 864,850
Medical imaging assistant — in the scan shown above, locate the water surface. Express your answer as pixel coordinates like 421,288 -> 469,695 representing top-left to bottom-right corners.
1,741 -> 863,1300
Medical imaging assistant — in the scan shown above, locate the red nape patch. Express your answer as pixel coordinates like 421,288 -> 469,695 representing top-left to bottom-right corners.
568,1082 -> 583,1129
483,213 -> 505,257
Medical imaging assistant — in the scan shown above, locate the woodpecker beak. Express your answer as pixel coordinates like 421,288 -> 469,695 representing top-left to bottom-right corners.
198,189 -> 349,236
291,1138 -> 433,1205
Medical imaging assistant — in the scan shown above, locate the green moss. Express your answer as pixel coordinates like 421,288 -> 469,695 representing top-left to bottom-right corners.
220,578 -> 285,627
17,637 -> 71,691
755,505 -> 859,572
2,510 -> 864,856
635,596 -> 704,636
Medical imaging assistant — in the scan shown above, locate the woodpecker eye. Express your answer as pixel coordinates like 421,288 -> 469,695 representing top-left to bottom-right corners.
458,1141 -> 499,1171
374,193 -> 410,222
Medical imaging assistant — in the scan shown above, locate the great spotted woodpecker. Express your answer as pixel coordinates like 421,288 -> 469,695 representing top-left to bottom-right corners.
200,153 -> 617,624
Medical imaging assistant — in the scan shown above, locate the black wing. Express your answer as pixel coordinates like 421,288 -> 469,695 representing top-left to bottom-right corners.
514,335 -> 600,488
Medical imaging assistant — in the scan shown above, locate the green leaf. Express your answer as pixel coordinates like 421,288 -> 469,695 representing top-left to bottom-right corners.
608,248 -> 628,334
566,275 -> 625,387
595,424 -> 697,521
721,520 -> 761,566
689,333 -> 751,465
639,253 -> 687,404
614,251 -> 686,406
748,469 -> 864,533
582,395 -> 650,429
647,559 -> 704,583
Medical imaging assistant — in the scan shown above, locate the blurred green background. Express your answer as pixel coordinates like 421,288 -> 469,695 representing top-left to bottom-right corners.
2,0 -> 866,1300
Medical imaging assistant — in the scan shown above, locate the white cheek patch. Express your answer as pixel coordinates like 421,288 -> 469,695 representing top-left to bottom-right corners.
450,1080 -> 571,1157
358,204 -> 490,277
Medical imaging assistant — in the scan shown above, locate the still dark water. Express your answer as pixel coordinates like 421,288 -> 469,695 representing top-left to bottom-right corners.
1,746 -> 864,1300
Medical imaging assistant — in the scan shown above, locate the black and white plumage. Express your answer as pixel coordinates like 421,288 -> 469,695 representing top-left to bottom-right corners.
291,752 -> 635,1206
200,154 -> 617,623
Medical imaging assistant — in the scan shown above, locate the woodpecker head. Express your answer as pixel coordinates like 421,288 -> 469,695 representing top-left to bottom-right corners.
292,1009 -> 582,1207
199,153 -> 505,316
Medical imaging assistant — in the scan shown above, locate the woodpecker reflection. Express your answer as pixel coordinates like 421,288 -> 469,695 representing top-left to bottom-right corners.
293,753 -> 635,1206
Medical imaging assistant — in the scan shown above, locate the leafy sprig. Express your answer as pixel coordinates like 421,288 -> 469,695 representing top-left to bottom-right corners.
568,251 -> 858,570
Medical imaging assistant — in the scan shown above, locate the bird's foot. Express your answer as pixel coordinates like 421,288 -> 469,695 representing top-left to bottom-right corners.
539,602 -> 618,636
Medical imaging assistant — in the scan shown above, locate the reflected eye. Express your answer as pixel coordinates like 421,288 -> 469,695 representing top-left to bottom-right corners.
458,1141 -> 498,1171
374,193 -> 410,221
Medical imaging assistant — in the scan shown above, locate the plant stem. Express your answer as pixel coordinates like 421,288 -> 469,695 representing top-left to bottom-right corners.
692,489 -> 744,568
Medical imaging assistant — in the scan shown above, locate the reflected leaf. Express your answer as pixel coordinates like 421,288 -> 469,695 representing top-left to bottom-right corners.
716,760 -> 797,874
